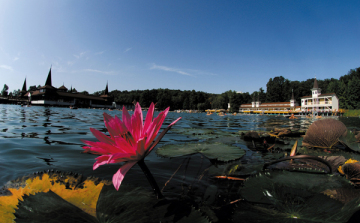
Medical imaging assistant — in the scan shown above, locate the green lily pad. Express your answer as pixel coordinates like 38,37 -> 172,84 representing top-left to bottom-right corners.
238,171 -> 358,222
339,130 -> 360,152
97,185 -> 210,223
171,128 -> 238,140
171,128 -> 215,136
156,142 -> 246,162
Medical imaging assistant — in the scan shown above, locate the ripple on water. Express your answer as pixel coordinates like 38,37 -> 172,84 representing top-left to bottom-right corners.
0,104 -> 354,193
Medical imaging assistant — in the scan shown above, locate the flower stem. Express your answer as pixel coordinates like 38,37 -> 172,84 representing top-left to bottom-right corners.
137,159 -> 164,199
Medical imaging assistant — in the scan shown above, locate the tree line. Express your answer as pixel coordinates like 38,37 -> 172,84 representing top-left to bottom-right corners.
2,66 -> 360,111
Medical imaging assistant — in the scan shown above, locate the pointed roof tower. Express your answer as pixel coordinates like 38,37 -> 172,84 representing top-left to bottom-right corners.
312,77 -> 319,89
22,78 -> 27,92
257,93 -> 260,102
104,81 -> 109,95
45,67 -> 52,86
291,89 -> 295,100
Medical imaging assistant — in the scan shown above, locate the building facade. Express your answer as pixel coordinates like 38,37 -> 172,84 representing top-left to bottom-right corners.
239,78 -> 339,113
300,78 -> 339,113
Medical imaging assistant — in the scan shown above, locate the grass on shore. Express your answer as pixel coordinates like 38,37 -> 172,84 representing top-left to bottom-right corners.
343,110 -> 360,117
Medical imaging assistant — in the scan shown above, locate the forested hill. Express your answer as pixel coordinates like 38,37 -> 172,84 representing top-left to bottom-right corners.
92,67 -> 359,111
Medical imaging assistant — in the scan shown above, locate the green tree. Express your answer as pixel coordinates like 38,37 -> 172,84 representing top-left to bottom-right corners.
1,84 -> 9,96
347,77 -> 360,109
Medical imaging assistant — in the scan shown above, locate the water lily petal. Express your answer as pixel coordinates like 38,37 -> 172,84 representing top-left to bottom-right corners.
90,128 -> 114,145
114,137 -> 135,153
146,117 -> 182,155
93,155 -> 111,170
143,102 -> 155,132
107,152 -> 138,164
131,103 -> 143,141
136,137 -> 147,157
103,113 -> 128,139
82,140 -> 119,154
113,161 -> 137,190
122,106 -> 132,133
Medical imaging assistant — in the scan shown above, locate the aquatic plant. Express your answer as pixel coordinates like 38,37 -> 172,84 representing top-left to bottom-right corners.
1,171 -> 210,223
156,142 -> 246,162
82,102 -> 181,198
302,119 -> 347,149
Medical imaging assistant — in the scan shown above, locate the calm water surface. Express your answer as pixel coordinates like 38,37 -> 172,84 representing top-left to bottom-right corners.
1,104 -> 360,195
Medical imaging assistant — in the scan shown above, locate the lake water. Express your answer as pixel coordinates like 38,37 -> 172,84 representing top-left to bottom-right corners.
2,104 -> 360,221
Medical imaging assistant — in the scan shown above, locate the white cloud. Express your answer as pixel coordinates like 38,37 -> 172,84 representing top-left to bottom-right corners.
150,64 -> 193,76
83,69 -> 115,75
0,65 -> 13,71
74,51 -> 88,59
95,51 -> 105,55
124,48 -> 132,53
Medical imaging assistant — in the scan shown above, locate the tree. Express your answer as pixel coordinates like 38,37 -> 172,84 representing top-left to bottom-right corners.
1,84 -> 9,97
80,91 -> 89,95
347,77 -> 360,109
28,85 -> 38,91
13,89 -> 20,97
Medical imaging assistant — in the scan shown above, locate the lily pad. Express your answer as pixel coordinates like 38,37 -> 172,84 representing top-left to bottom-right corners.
171,128 -> 237,140
238,171 -> 359,222
3,172 -> 210,223
15,191 -> 97,223
339,130 -> 360,152
97,184 -> 210,223
1,171 -> 108,222
156,142 -> 246,162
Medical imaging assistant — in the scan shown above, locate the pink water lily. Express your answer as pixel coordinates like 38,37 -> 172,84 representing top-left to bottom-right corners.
82,102 -> 181,192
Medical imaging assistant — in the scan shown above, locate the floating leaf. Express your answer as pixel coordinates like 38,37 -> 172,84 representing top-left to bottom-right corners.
156,142 -> 246,162
97,184 -> 210,223
0,171 -> 108,222
302,119 -> 347,149
339,130 -> 360,152
14,191 -> 97,223
239,171 -> 358,222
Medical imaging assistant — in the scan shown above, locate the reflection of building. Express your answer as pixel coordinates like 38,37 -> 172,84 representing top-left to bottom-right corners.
239,91 -> 300,112
300,78 -> 339,112
25,67 -> 133,109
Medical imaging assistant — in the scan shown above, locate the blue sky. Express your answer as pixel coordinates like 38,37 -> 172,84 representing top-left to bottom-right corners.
1,0 -> 359,94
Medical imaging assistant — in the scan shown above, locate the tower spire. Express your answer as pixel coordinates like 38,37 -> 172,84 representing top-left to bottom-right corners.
45,66 -> 52,86
291,89 -> 295,100
104,81 -> 109,95
22,78 -> 27,92
313,77 -> 319,89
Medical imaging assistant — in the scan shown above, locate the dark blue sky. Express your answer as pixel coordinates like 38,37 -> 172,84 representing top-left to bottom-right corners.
1,0 -> 359,94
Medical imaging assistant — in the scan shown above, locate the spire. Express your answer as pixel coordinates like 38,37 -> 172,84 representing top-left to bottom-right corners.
252,94 -> 255,102
257,92 -> 260,102
104,81 -> 109,95
22,78 -> 27,92
291,89 -> 295,100
70,85 -> 73,93
313,77 -> 319,89
45,66 -> 52,86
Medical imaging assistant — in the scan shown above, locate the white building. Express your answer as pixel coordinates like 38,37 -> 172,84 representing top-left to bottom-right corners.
300,78 -> 339,112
